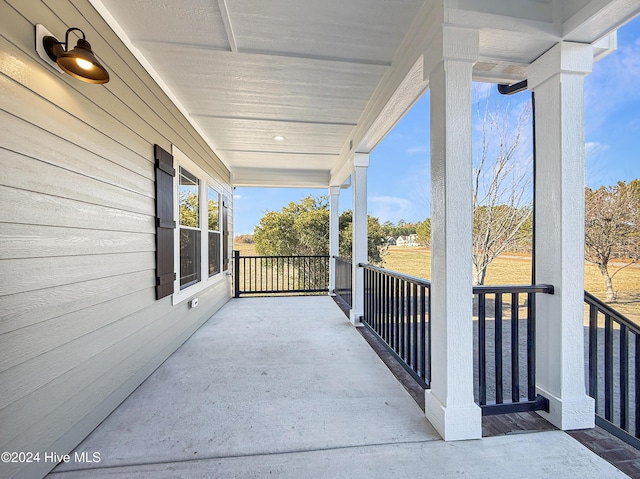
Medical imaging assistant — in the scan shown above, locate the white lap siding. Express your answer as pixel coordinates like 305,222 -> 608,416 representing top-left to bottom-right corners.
0,1 -> 233,478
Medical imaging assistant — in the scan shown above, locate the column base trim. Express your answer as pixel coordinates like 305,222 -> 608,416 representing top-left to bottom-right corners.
535,387 -> 595,430
425,390 -> 482,441
349,310 -> 363,327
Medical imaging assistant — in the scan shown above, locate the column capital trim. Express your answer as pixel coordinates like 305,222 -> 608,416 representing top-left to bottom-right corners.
423,26 -> 479,81
353,152 -> 370,168
329,185 -> 341,196
528,42 -> 593,91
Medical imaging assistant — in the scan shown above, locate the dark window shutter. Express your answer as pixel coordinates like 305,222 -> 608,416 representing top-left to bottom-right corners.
155,145 -> 176,299
222,195 -> 230,271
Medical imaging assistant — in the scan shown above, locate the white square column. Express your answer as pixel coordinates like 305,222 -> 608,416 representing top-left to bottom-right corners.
329,186 -> 340,293
423,26 -> 482,441
528,42 -> 595,430
350,153 -> 369,326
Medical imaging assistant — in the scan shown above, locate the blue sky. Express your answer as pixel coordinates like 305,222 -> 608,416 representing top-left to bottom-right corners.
234,17 -> 640,235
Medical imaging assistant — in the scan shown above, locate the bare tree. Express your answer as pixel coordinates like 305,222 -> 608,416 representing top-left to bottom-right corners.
472,91 -> 533,285
585,180 -> 640,301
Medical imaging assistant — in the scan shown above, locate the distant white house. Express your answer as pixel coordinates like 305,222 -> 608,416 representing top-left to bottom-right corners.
386,236 -> 397,246
396,234 -> 418,247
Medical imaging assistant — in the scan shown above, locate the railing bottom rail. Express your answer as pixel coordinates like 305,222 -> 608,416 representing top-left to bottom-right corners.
596,416 -> 640,451
481,395 -> 549,416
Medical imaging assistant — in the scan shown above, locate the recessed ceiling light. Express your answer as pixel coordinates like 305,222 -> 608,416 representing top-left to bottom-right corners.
273,135 -> 285,141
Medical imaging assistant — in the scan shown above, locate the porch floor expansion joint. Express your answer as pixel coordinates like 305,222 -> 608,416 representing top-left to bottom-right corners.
48,439 -> 440,475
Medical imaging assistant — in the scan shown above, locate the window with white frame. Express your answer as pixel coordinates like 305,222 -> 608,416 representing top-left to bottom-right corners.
178,167 -> 201,289
208,186 -> 221,277
173,147 -> 225,303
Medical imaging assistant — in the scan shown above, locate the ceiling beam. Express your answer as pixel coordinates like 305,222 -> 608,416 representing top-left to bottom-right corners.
134,40 -> 392,67
217,0 -> 238,53
191,114 -> 357,127
231,168 -> 330,188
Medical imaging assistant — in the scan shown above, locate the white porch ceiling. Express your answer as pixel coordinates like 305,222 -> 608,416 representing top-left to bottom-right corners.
92,0 -> 640,187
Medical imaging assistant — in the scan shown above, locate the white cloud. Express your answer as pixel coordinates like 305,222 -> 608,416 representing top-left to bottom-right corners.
369,196 -> 414,223
585,142 -> 609,158
406,145 -> 429,154
585,32 -> 640,134
234,194 -> 243,199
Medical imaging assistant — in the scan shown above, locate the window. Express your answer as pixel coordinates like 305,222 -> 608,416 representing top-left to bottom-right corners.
171,147 -> 227,304
179,167 -> 201,289
208,186 -> 221,277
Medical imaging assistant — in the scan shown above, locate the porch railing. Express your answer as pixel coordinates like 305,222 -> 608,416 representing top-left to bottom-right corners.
473,284 -> 553,415
334,256 -> 352,307
360,263 -> 554,414
362,264 -> 431,388
585,291 -> 640,449
233,251 -> 329,297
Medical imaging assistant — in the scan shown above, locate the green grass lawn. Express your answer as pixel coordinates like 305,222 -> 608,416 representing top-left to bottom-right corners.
233,242 -> 639,324
382,246 -> 639,324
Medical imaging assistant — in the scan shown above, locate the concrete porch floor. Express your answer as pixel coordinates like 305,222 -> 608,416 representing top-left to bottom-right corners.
48,296 -> 627,478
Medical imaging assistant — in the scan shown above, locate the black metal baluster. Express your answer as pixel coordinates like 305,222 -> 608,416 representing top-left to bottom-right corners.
378,271 -> 383,334
367,269 -> 373,329
527,292 -> 536,401
412,283 -> 418,371
426,287 -> 431,385
495,293 -> 503,404
394,277 -> 400,354
391,274 -> 396,350
636,333 -> 640,438
420,285 -> 426,380
370,269 -> 375,327
588,304 -> 598,404
377,271 -> 382,335
403,281 -> 409,363
620,324 -> 629,431
511,292 -> 519,402
370,269 -> 374,325
604,314 -> 613,421
479,293 -> 487,405
384,273 -> 389,343
364,268 -> 369,326
399,280 -> 405,359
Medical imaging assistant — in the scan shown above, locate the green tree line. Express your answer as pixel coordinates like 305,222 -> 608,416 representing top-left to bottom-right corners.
251,180 -> 639,302
253,196 -> 387,265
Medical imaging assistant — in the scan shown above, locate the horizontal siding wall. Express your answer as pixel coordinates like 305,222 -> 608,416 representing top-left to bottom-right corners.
0,1 -> 233,478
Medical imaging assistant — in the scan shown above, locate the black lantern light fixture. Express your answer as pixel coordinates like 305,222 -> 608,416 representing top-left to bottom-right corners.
37,25 -> 109,84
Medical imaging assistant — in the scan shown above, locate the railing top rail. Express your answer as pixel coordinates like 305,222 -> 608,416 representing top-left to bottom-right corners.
360,263 -> 432,288
473,284 -> 555,295
584,290 -> 640,334
235,254 -> 330,259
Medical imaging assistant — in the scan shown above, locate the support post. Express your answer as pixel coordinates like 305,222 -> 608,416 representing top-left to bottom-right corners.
350,153 -> 369,326
423,25 -> 482,441
329,186 -> 340,294
528,42 -> 595,430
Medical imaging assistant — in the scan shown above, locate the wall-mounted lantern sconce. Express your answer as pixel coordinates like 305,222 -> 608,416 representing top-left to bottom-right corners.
35,24 -> 109,84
